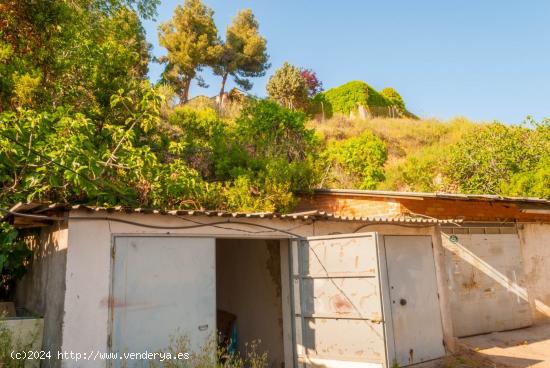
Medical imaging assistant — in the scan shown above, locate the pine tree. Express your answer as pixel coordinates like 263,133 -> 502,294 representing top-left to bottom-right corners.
214,9 -> 269,104
158,0 -> 221,103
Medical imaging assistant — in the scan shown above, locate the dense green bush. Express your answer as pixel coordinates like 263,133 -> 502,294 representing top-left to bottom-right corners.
502,157 -> 550,198
381,145 -> 453,192
266,62 -> 309,111
321,130 -> 387,189
167,106 -> 227,178
311,81 -> 395,118
448,122 -> 549,195
380,87 -> 405,110
213,100 -> 320,211
0,93 -> 323,213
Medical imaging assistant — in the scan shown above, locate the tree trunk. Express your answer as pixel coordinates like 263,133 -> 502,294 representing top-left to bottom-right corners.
180,79 -> 191,104
218,72 -> 229,106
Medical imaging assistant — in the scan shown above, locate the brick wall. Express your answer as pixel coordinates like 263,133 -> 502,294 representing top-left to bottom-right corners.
296,194 -> 550,222
295,195 -> 403,218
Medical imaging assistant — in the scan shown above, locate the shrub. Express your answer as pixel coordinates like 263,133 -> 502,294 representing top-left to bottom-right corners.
448,122 -> 549,195
211,100 -> 320,212
151,334 -> 268,368
167,105 -> 227,178
0,320 -> 40,368
312,81 -> 391,118
322,130 -> 387,189
381,145 -> 455,193
380,87 -> 405,110
266,62 -> 308,111
502,157 -> 550,198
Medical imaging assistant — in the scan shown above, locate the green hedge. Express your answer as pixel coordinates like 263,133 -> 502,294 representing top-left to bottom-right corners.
311,81 -> 394,117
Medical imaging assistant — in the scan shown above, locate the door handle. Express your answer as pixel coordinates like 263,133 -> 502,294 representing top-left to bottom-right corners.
400,298 -> 407,306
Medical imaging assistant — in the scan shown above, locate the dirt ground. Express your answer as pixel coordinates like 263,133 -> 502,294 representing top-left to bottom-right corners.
412,324 -> 550,368
414,349 -> 508,368
458,323 -> 550,368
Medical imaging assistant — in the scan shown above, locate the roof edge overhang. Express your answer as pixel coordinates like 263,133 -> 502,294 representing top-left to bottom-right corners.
3,202 -> 461,229
308,188 -> 550,206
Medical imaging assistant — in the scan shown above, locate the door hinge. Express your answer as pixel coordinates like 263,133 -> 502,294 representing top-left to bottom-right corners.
111,246 -> 116,258
107,334 -> 112,348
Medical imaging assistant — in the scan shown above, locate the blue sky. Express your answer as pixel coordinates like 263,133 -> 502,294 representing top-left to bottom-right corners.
143,1 -> 550,123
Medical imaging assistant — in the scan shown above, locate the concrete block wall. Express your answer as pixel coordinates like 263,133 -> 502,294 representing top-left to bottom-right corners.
15,221 -> 68,368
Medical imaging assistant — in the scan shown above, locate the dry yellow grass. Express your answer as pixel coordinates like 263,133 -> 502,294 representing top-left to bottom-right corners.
308,115 -> 485,192
308,115 -> 481,159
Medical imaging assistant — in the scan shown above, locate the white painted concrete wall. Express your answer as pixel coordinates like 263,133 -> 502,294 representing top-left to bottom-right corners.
16,222 -> 68,368
518,223 -> 550,324
60,212 -> 361,367
441,232 -> 532,337
58,211 -> 450,367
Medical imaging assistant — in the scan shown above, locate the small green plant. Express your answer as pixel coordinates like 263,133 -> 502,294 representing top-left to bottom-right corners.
0,319 -> 40,368
151,334 -> 268,368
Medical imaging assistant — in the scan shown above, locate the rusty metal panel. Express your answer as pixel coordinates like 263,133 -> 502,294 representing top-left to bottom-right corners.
442,233 -> 532,337
384,236 -> 445,366
300,278 -> 382,320
111,236 -> 216,365
292,233 -> 385,368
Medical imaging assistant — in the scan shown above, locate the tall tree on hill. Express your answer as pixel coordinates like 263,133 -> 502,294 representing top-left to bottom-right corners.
266,62 -> 308,110
213,9 -> 270,104
158,0 -> 221,103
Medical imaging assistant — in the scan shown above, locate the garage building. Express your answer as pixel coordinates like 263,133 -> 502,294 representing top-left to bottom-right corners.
8,189 -> 550,368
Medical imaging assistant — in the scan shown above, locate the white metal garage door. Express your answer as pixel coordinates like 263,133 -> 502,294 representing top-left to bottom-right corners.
441,231 -> 532,337
110,236 -> 216,366
383,236 -> 446,366
291,233 -> 387,368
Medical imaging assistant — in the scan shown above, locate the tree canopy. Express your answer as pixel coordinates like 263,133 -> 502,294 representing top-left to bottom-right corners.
213,9 -> 270,101
158,0 -> 221,103
266,62 -> 309,110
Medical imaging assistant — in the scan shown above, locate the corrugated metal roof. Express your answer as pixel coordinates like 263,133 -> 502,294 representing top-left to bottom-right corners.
4,202 -> 460,225
312,188 -> 550,205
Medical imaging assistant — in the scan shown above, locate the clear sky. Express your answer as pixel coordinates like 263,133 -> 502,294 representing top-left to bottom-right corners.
143,1 -> 550,123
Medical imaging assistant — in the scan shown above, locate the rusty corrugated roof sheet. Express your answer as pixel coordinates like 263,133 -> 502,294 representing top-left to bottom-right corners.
312,188 -> 550,205
4,202 -> 460,225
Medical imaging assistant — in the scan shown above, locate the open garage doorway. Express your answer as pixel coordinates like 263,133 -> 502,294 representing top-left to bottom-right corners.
216,239 -> 287,368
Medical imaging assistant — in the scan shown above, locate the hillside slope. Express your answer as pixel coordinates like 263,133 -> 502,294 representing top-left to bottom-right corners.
309,115 -> 549,198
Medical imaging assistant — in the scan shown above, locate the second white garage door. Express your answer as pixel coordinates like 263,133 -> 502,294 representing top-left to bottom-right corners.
442,231 -> 532,337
